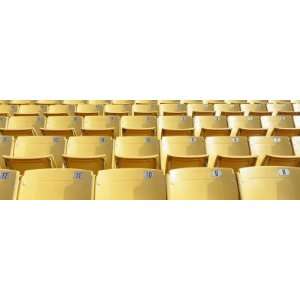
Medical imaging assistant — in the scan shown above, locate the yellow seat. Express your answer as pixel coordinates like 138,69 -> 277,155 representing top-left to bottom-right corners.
228,115 -> 267,136
167,167 -> 239,200
111,100 -> 135,105
120,116 -> 157,136
194,116 -> 231,137
134,100 -> 158,104
187,104 -> 215,117
3,136 -> 66,174
267,103 -> 294,114
261,115 -> 295,136
88,100 -> 111,104
249,136 -> 300,167
63,136 -> 113,174
63,100 -> 87,105
0,116 -> 45,136
104,104 -> 132,116
238,166 -> 300,200
41,116 -> 82,137
158,116 -> 194,138
82,116 -> 120,137
0,136 -> 14,168
35,100 -> 62,105
18,169 -> 94,200
95,168 -> 166,200
268,100 -> 291,103
202,100 -> 225,104
206,136 -> 257,171
75,104 -> 103,116
214,103 -> 242,116
0,116 -> 7,129
9,100 -> 34,105
0,104 -> 17,116
114,136 -> 160,169
0,170 -> 20,200
15,104 -> 45,116
180,100 -> 203,104
225,100 -> 248,104
161,136 -> 208,173
45,104 -> 75,116
159,104 -> 187,116
241,103 -> 269,116
158,100 -> 180,104
132,104 -> 159,116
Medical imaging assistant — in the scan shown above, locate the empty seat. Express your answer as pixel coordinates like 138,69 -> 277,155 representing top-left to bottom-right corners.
0,104 -> 17,116
63,136 -> 113,173
134,100 -> 158,104
214,103 -> 242,116
206,136 -> 257,171
228,115 -> 267,136
187,104 -> 215,117
160,136 -> 208,173
158,100 -> 180,104
132,104 -> 159,116
18,169 -> 94,200
45,104 -> 75,116
159,104 -> 187,116
9,100 -> 34,105
247,100 -> 269,104
3,136 -> 66,174
95,169 -> 166,200
267,103 -> 294,114
0,170 -> 20,200
225,100 -> 248,104
0,136 -> 14,168
268,100 -> 291,103
0,116 -> 45,136
158,116 -> 194,138
15,105 -> 45,116
203,100 -> 225,104
0,116 -> 7,129
120,116 -> 157,136
63,100 -> 86,105
75,104 -> 103,116
241,103 -> 271,116
238,166 -> 300,200
82,116 -> 120,137
111,100 -> 135,105
104,104 -> 132,116
114,136 -> 160,169
249,136 -> 300,166
88,100 -> 111,104
261,115 -> 296,136
194,116 -> 231,137
41,116 -> 82,137
180,100 -> 203,104
167,168 -> 239,200
35,100 -> 62,105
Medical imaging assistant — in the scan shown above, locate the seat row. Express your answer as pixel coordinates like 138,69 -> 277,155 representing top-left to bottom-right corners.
2,103 -> 300,117
1,115 -> 300,138
1,166 -> 299,200
1,135 -> 300,174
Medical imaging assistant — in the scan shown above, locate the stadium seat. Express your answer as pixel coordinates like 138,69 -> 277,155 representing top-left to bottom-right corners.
41,116 -> 82,137
261,115 -> 296,136
159,104 -> 187,116
132,104 -> 159,116
267,103 -> 294,114
114,136 -> 160,169
0,136 -> 14,168
104,104 -> 132,116
63,100 -> 87,105
95,168 -> 166,200
206,136 -> 257,171
160,136 -> 208,173
63,136 -> 113,173
0,116 -> 7,129
187,104 -> 215,117
0,116 -> 45,136
158,116 -> 194,138
134,100 -> 158,104
0,104 -> 17,116
228,115 -> 267,136
238,166 -> 300,200
247,100 -> 269,104
158,100 -> 180,104
167,167 -> 240,200
9,100 -> 34,105
35,100 -> 62,105
120,116 -> 157,136
214,103 -> 242,116
194,116 -> 231,137
0,170 -> 20,200
82,116 -> 120,137
249,136 -> 300,166
3,136 -> 66,174
225,100 -> 248,104
45,104 -> 75,116
15,105 -> 45,116
268,100 -> 291,103
203,100 -> 225,104
111,100 -> 135,105
75,104 -> 103,116
241,103 -> 271,116
180,100 -> 203,104
18,169 -> 95,200
88,100 -> 111,104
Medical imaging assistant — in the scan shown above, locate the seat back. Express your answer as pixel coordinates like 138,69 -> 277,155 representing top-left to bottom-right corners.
267,103 -> 294,113
0,104 -> 17,115
45,116 -> 82,135
167,168 -> 239,200
18,169 -> 94,200
0,136 -> 14,167
238,166 -> 300,199
187,104 -> 214,116
261,115 -> 295,129
240,103 -> 268,114
104,104 -> 132,116
16,105 -> 44,115
83,116 -> 120,137
132,104 -> 159,116
6,116 -> 45,134
0,170 -> 20,200
47,104 -> 75,115
0,116 -> 7,128
76,104 -> 103,116
120,116 -> 157,136
228,116 -> 262,129
158,116 -> 194,138
214,103 -> 241,115
95,169 -> 166,200
159,104 -> 187,116
194,116 -> 228,136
